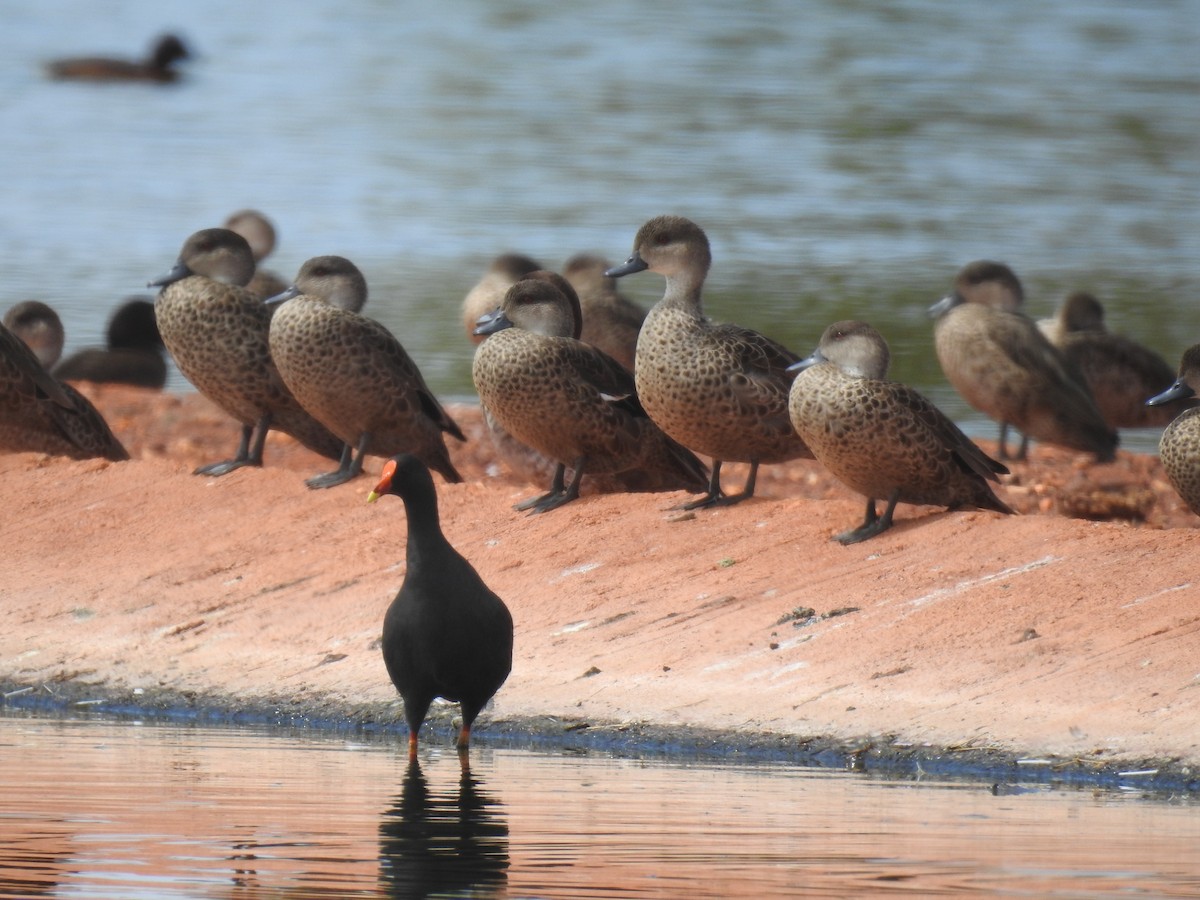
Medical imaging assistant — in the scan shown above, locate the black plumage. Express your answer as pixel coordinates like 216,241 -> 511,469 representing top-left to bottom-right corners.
368,454 -> 514,756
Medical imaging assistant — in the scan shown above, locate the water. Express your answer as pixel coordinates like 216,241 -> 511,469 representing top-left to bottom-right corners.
2,2 -> 1198,449
1,712 -> 1197,898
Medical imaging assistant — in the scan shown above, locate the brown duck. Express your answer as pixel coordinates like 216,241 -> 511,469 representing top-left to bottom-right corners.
267,255 -> 464,488
473,276 -> 708,512
606,215 -> 812,508
789,321 -> 1012,543
929,260 -> 1117,462
0,319 -> 128,461
1146,346 -> 1200,517
149,228 -> 345,475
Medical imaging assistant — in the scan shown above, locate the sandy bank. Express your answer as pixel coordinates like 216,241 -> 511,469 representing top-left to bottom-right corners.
2,386 -> 1197,787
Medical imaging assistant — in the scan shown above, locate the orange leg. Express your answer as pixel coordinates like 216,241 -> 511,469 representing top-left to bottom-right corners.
456,724 -> 471,750
407,730 -> 418,761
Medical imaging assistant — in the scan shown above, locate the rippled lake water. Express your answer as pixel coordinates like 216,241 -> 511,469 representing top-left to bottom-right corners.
2,1 -> 1198,450
2,712 -> 1198,898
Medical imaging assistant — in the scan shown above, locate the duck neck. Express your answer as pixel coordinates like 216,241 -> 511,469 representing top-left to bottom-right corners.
661,268 -> 707,314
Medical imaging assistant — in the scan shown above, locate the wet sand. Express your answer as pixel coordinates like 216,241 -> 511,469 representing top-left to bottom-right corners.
2,385 -> 1197,786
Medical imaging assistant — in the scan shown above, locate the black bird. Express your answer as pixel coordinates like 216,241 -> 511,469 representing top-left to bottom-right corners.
368,454 -> 514,757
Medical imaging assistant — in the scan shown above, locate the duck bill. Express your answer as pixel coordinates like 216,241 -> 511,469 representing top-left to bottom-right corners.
927,293 -> 962,319
604,255 -> 648,278
147,259 -> 191,289
1146,379 -> 1195,407
786,350 -> 825,374
473,307 -> 514,337
264,285 -> 301,306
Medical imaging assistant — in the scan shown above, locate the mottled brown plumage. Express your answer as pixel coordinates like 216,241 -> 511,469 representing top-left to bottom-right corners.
0,321 -> 128,461
149,228 -> 345,475
1041,292 -> 1190,429
789,321 -> 1012,543
268,255 -> 464,488
929,261 -> 1117,462
606,215 -> 812,508
472,277 -> 708,513
461,253 -> 543,344
562,253 -> 646,372
1146,346 -> 1200,517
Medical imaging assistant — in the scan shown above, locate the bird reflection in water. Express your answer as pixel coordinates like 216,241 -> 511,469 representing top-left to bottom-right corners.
378,756 -> 509,897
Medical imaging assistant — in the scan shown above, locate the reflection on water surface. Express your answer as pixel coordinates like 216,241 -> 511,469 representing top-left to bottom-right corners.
1,713 -> 1197,898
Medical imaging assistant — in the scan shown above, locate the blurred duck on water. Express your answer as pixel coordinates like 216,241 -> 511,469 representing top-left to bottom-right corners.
45,33 -> 192,84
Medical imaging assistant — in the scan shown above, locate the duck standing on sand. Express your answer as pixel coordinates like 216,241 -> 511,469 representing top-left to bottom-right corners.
789,321 -> 1013,544
1146,346 -> 1200,517
368,454 -> 513,758
473,275 -> 708,513
53,298 -> 168,390
605,215 -> 813,508
1041,291 -> 1192,430
149,228 -> 345,475
0,320 -> 128,462
267,256 -> 464,489
928,260 -> 1117,462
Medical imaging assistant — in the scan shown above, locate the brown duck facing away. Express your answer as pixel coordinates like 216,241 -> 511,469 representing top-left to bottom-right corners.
149,228 -> 345,476
461,253 -> 543,344
561,253 -> 646,372
223,209 -> 292,302
368,454 -> 514,758
267,255 -> 464,489
1146,346 -> 1200,518
606,215 -> 812,508
45,34 -> 191,83
1040,291 -> 1191,430
0,320 -> 128,462
53,298 -> 168,390
789,320 -> 1013,544
929,260 -> 1118,463
473,275 -> 708,513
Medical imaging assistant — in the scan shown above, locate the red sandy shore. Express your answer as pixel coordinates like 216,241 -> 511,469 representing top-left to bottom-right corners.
2,385 -> 1197,777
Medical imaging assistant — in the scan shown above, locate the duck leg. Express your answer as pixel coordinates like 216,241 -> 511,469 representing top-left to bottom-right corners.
997,422 -> 1029,462
525,458 -> 586,514
306,434 -> 366,489
514,462 -> 568,511
835,490 -> 901,544
679,459 -> 759,509
194,413 -> 271,476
